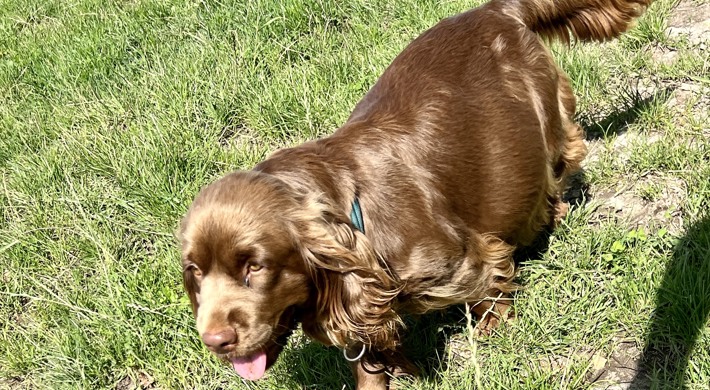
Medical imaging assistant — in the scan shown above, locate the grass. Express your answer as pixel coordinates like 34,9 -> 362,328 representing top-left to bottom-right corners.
1,0 -> 709,389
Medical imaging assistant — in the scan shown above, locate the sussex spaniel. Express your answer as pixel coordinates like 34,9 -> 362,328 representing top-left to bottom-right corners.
178,0 -> 651,388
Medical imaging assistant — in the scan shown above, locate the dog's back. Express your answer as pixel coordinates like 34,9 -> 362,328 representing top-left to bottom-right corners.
338,0 -> 650,246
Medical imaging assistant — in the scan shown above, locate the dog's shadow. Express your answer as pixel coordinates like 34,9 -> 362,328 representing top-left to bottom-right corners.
627,217 -> 710,389
277,339 -> 355,388
570,85 -> 710,388
578,85 -> 674,141
280,308 -> 470,389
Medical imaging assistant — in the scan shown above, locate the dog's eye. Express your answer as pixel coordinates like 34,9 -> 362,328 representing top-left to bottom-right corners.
187,265 -> 203,278
245,263 -> 263,287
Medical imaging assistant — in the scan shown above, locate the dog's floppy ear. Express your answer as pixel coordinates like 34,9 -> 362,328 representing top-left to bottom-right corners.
179,238 -> 200,315
289,195 -> 402,351
181,263 -> 199,314
177,216 -> 201,315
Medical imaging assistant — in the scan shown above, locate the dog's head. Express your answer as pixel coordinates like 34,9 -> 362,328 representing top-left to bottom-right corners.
178,170 -> 400,380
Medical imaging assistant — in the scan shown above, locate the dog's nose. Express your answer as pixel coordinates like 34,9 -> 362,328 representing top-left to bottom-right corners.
202,329 -> 237,353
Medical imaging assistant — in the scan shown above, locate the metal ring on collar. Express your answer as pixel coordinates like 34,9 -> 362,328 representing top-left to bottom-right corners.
342,343 -> 366,362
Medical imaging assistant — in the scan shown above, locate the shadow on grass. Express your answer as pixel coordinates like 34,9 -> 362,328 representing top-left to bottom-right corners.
281,309 -> 469,389
578,86 -> 674,141
279,340 -> 355,389
629,217 -> 710,389
399,309 -> 469,383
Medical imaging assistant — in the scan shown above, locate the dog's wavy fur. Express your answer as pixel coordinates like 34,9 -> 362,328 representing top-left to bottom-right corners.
179,0 -> 652,388
504,0 -> 651,43
288,191 -> 403,350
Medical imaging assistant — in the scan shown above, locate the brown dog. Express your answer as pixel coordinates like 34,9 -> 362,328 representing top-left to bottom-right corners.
178,0 -> 651,388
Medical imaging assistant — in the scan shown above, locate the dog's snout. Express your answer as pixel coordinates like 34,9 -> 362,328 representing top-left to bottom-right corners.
201,328 -> 237,353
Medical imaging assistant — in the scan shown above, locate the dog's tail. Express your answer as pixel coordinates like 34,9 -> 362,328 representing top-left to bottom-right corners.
496,0 -> 653,43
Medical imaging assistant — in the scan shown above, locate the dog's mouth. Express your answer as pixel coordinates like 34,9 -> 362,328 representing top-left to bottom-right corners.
222,306 -> 297,381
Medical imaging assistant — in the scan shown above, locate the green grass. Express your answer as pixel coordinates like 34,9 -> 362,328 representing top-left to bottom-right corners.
1,0 -> 709,389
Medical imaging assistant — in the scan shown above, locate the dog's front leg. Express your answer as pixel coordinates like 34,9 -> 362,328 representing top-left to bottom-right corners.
349,358 -> 389,390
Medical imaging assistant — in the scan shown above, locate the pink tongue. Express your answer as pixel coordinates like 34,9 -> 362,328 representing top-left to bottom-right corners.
231,351 -> 268,380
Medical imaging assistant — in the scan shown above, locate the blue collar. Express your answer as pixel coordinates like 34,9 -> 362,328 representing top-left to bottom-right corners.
350,197 -> 365,233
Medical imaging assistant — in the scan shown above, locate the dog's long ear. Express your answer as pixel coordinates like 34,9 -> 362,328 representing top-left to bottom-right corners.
290,195 -> 402,351
182,264 -> 199,314
177,216 -> 200,315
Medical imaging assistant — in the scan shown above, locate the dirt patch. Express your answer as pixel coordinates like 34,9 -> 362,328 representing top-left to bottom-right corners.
6,295 -> 32,329
611,130 -> 663,164
587,339 -> 647,390
536,348 -> 600,372
590,173 -> 686,234
651,0 -> 710,119
653,0 -> 709,63
513,340 -> 647,390
666,0 -> 710,48
584,131 -> 688,231
0,375 -> 33,390
666,83 -> 710,129
583,128 -> 663,178
217,122 -> 251,147
114,371 -> 155,390
217,123 -> 290,161
651,47 -> 679,65
445,332 -> 473,372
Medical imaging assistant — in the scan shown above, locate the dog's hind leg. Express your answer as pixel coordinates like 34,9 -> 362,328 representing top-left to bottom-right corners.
467,233 -> 517,334
555,73 -> 587,182
548,72 -> 588,226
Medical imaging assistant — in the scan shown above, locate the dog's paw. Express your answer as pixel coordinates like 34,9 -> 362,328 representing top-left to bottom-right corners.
470,298 -> 514,337
552,200 -> 570,227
